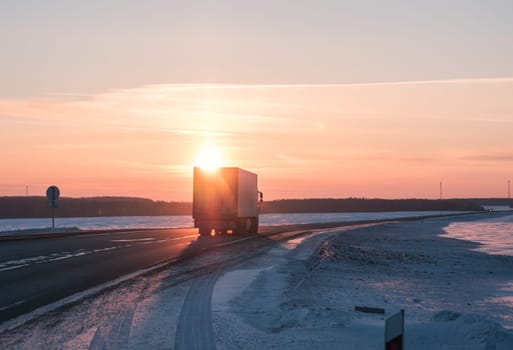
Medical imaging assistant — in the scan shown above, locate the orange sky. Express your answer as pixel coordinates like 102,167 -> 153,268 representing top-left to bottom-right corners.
1,78 -> 512,201
2,1 -> 513,201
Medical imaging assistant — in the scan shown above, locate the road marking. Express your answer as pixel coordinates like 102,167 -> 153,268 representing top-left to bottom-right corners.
92,246 -> 118,253
0,255 -> 48,266
48,255 -> 74,262
0,300 -> 26,312
147,235 -> 199,243
0,264 -> 29,272
0,234 -> 199,274
110,238 -> 156,242
111,234 -> 198,244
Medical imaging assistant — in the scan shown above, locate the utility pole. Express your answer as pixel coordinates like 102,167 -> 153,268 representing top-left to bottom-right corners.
508,180 -> 511,200
439,181 -> 443,200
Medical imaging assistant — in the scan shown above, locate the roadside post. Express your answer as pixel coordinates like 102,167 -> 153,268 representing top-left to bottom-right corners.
46,186 -> 60,230
385,309 -> 404,350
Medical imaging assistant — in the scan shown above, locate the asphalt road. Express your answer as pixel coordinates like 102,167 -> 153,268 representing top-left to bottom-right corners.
0,228 -> 205,323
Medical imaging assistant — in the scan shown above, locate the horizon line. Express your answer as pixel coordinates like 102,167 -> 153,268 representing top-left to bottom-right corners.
1,195 -> 510,201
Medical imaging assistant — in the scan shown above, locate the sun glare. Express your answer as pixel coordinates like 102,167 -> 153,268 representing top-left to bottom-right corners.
196,146 -> 225,171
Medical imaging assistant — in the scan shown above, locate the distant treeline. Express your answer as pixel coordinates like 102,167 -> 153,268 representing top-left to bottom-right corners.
0,196 -> 491,219
466,198 -> 513,206
0,197 -> 191,218
259,198 -> 485,214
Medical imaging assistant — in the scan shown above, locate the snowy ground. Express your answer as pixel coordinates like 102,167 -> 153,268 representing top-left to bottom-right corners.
2,213 -> 513,349
212,213 -> 513,349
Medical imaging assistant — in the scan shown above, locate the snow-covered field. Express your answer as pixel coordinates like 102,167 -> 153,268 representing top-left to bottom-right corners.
213,212 -> 513,349
2,212 -> 513,349
0,211 -> 468,233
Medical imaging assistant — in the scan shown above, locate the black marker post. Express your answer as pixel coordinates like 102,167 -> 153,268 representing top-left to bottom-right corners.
385,309 -> 404,350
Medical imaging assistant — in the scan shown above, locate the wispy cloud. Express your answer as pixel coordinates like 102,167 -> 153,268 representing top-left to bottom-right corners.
0,114 -> 39,122
460,153 -> 513,162
119,126 -> 235,138
95,77 -> 513,92
116,161 -> 190,175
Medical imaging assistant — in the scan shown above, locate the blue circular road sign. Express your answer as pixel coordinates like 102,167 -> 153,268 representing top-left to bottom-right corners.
46,186 -> 60,200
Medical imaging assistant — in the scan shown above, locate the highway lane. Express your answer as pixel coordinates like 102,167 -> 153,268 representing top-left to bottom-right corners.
0,228 -> 206,323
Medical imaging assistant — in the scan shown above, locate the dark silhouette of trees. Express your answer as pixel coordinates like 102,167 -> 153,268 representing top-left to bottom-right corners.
0,197 -> 191,218
0,196 -> 485,219
259,198 -> 484,214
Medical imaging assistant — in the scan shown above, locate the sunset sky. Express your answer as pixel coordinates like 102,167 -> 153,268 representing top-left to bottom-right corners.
1,1 -> 513,201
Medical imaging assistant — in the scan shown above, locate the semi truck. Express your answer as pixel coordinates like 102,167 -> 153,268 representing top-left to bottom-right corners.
193,167 -> 263,236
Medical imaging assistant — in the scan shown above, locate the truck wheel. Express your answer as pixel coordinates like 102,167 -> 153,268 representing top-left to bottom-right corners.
235,219 -> 250,235
251,217 -> 259,234
199,227 -> 211,236
245,218 -> 252,234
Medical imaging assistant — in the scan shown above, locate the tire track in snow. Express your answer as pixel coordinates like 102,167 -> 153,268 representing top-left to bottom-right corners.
88,309 -> 135,350
175,272 -> 221,350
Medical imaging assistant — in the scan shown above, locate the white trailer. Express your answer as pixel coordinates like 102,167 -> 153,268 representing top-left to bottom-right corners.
193,167 -> 262,236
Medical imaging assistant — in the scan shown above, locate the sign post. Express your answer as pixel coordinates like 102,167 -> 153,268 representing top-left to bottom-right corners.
46,186 -> 60,230
385,309 -> 404,350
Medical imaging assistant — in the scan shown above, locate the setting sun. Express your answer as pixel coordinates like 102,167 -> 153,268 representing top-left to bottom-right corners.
195,146 -> 225,171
